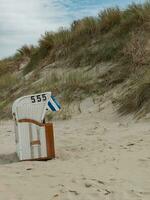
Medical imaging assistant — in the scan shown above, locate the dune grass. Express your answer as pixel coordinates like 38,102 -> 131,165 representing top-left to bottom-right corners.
38,70 -> 97,103
116,68 -> 150,116
17,45 -> 36,58
23,1 -> 150,74
98,7 -> 121,33
0,1 -> 150,118
0,73 -> 17,91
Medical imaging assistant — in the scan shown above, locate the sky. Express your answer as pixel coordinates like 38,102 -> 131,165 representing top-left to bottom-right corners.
0,0 -> 145,59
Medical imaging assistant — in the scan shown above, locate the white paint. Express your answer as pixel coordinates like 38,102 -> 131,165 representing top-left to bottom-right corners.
12,92 -> 58,160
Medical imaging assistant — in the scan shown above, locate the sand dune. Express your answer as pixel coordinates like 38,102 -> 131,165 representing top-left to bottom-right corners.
0,98 -> 150,200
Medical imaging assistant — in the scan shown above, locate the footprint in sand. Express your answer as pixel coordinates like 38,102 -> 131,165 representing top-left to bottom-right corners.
56,150 -> 71,161
126,189 -> 142,200
53,190 -> 79,200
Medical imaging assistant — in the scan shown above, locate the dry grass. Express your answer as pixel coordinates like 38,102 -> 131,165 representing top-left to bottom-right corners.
0,1 -> 150,118
18,45 -> 36,57
0,73 -> 17,91
0,72 -> 18,118
24,1 -> 150,73
121,2 -> 150,32
71,17 -> 99,36
98,7 -> 121,32
123,31 -> 148,66
33,70 -> 97,120
39,70 -> 95,103
115,69 -> 150,116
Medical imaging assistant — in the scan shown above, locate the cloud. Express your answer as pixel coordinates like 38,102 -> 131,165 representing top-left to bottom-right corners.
0,0 -> 70,58
0,0 -> 145,59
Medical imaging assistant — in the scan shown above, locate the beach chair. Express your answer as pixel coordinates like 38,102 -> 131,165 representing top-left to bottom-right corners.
12,92 -> 61,161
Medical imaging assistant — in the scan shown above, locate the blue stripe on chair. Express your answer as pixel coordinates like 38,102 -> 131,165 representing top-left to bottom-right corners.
51,96 -> 61,109
48,101 -> 56,112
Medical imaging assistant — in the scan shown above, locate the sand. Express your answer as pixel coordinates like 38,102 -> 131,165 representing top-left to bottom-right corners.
0,98 -> 150,200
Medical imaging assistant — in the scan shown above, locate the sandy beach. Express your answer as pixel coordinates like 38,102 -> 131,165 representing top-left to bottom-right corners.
0,98 -> 150,200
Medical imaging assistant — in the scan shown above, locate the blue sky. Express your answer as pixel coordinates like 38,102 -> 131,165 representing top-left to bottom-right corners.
0,0 -> 145,59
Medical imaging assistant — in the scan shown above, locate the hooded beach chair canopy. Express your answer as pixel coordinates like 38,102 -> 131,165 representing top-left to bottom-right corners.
12,92 -> 61,123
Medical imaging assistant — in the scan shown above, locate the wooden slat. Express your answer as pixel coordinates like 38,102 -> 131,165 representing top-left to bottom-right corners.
17,119 -> 55,160
30,140 -> 41,145
45,123 -> 55,159
18,119 -> 44,127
